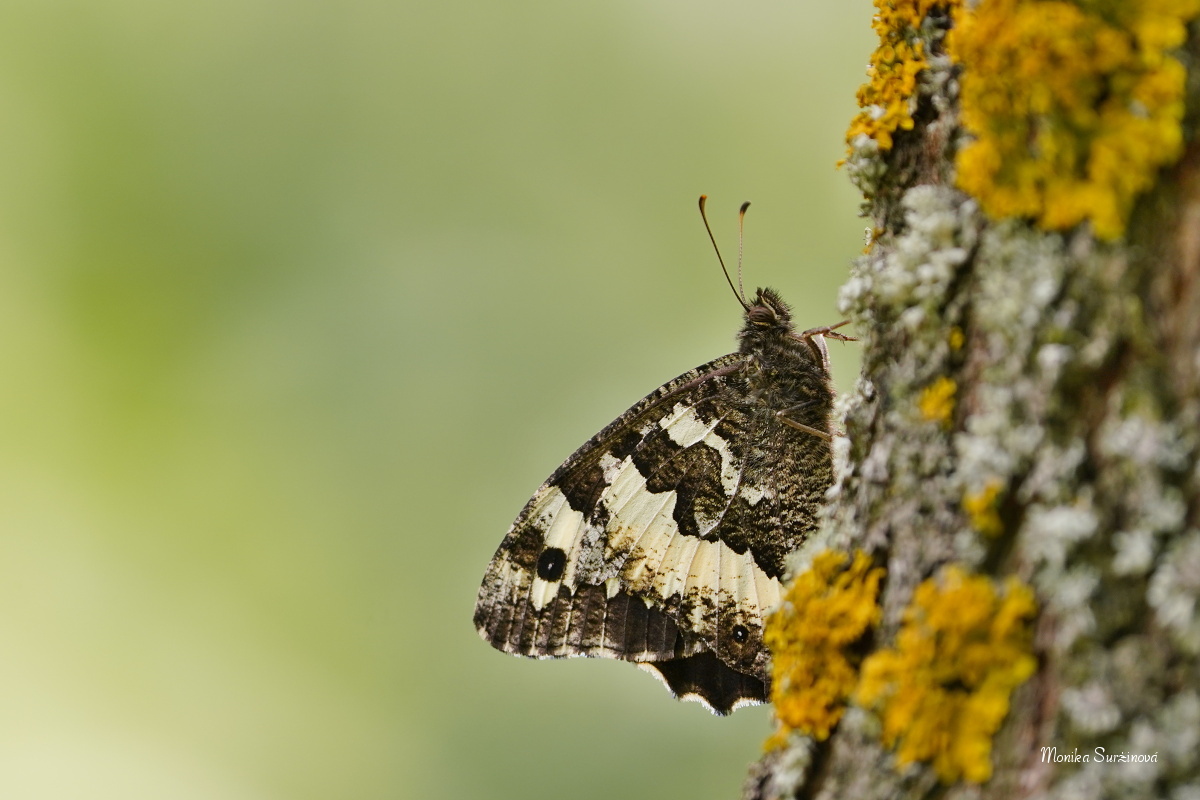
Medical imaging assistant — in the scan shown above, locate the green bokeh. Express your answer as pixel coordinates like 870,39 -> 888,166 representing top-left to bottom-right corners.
0,2 -> 871,797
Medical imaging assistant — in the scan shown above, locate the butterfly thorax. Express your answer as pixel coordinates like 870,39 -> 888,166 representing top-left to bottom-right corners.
737,287 -> 834,435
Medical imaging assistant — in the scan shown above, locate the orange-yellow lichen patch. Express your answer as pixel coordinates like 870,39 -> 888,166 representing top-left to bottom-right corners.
950,0 -> 1200,239
918,376 -> 957,427
857,567 -> 1038,783
963,480 -> 1005,537
846,0 -> 962,153
765,550 -> 885,746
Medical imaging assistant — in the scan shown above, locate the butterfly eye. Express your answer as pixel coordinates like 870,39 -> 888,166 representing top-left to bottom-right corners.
748,306 -> 777,326
536,547 -> 567,582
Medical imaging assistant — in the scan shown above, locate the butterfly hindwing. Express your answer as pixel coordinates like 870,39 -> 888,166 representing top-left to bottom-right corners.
474,287 -> 836,714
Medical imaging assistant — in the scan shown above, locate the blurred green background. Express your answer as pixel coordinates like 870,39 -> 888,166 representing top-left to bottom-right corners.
0,1 -> 870,798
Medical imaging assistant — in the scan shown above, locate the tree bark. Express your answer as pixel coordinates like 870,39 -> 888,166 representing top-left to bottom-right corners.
746,4 -> 1200,799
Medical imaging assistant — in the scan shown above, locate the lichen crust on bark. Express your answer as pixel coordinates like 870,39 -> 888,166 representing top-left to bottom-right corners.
747,3 -> 1200,799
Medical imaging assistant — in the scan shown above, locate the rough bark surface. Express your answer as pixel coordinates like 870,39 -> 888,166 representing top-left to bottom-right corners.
745,13 -> 1200,800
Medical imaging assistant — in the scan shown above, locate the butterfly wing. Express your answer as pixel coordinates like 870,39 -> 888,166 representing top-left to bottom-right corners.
474,351 -> 817,714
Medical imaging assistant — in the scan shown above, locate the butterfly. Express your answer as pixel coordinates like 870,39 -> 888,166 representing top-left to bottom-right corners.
474,197 -> 849,714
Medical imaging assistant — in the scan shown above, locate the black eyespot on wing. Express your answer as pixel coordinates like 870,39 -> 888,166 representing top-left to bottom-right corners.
536,547 -> 567,582
732,624 -> 749,643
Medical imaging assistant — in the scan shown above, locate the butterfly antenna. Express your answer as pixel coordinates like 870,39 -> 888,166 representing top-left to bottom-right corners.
737,201 -> 750,305
698,195 -> 749,310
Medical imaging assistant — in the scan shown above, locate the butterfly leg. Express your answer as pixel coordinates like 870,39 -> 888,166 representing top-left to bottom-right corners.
776,400 -> 832,441
795,320 -> 856,343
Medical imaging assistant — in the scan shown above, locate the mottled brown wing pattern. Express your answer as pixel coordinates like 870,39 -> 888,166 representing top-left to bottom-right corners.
475,287 -> 836,714
474,305 -> 832,714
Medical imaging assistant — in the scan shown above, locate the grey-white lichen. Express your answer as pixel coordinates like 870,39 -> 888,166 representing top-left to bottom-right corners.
1061,683 -> 1122,736
1148,530 -> 1200,654
839,185 -> 976,326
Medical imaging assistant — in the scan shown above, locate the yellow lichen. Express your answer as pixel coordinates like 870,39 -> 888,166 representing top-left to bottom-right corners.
857,567 -> 1038,783
918,376 -> 957,427
765,550 -> 885,746
963,480 -> 1005,537
950,0 -> 1200,239
948,326 -> 965,352
846,0 -> 962,153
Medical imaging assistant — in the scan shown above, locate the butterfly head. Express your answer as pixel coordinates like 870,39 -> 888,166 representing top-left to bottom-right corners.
746,287 -> 792,328
738,287 -> 835,376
